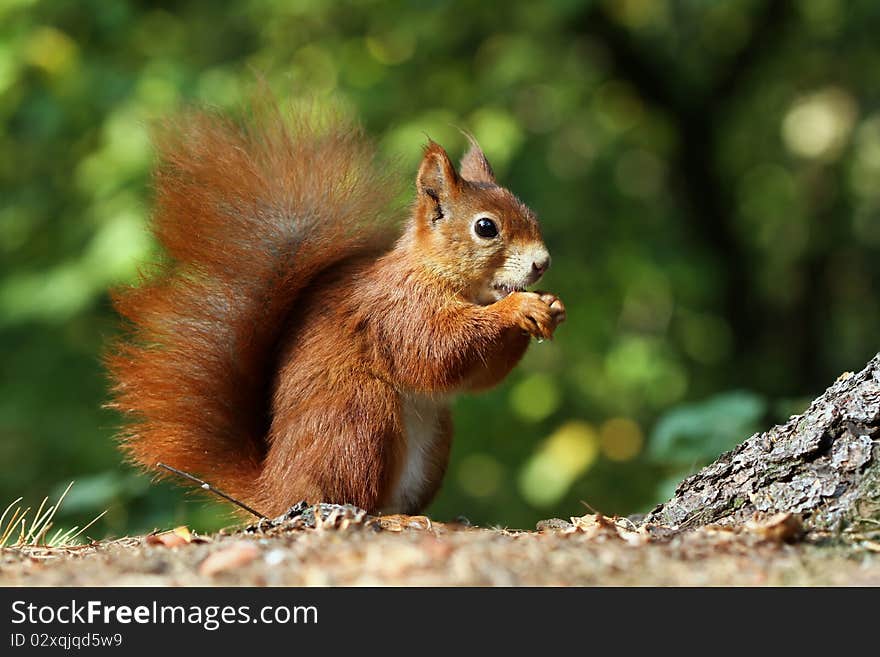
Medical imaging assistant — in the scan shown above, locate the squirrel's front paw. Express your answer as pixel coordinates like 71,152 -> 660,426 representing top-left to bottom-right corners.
536,292 -> 566,326
511,291 -> 565,340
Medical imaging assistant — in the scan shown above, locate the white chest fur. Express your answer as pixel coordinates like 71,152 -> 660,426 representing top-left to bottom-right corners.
386,394 -> 446,513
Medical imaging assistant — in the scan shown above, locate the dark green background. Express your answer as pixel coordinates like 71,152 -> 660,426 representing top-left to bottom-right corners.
2,0 -> 878,536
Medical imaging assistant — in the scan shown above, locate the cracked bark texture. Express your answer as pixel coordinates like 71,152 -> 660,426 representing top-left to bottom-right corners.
645,354 -> 880,532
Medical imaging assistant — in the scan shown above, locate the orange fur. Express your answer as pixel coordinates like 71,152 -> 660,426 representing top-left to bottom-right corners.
106,104 -> 564,517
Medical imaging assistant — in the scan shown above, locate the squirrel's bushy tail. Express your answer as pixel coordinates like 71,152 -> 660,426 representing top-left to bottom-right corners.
106,102 -> 401,507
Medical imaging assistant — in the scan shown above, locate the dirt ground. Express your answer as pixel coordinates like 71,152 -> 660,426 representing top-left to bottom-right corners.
2,507 -> 880,586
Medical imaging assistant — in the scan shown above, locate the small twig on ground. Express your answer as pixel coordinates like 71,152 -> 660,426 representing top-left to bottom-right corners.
579,500 -> 603,516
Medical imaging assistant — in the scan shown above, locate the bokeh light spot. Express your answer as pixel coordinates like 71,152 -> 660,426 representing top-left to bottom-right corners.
594,80 -> 644,133
366,30 -> 415,65
677,311 -> 733,365
782,87 -> 857,161
599,417 -> 643,461
24,26 -> 77,76
457,453 -> 503,498
518,421 -> 598,508
468,107 -> 524,170
510,373 -> 561,423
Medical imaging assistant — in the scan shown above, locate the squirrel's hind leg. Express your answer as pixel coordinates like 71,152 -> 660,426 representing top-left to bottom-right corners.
257,376 -> 405,516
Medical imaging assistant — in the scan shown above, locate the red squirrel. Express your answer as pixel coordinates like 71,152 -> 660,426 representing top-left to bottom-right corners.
107,106 -> 565,518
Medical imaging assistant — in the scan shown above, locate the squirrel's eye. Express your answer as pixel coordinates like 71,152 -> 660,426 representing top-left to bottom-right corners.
474,217 -> 498,239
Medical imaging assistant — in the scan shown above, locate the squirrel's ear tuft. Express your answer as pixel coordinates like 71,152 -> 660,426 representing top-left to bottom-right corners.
459,132 -> 496,185
417,141 -> 459,221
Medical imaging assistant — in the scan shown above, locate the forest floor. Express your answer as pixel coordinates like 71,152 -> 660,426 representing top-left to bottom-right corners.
2,506 -> 880,586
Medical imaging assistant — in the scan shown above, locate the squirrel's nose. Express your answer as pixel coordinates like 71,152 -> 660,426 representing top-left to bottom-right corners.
531,254 -> 551,277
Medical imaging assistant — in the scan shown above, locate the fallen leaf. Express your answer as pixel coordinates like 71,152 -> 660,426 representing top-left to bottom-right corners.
171,526 -> 192,542
146,526 -> 193,548
745,513 -> 803,543
199,542 -> 260,576
568,513 -> 636,543
375,515 -> 434,532
570,513 -> 604,531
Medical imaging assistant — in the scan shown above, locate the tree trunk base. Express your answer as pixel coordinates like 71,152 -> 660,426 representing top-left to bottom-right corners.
644,353 -> 880,534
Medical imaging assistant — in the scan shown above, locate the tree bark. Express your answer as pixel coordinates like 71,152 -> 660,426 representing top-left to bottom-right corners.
644,354 -> 880,533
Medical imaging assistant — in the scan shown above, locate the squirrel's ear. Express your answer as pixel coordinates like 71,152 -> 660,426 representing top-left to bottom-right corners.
417,141 -> 459,222
459,132 -> 496,185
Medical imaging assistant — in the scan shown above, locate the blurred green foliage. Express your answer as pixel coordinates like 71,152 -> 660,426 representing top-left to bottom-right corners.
1,0 -> 879,535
